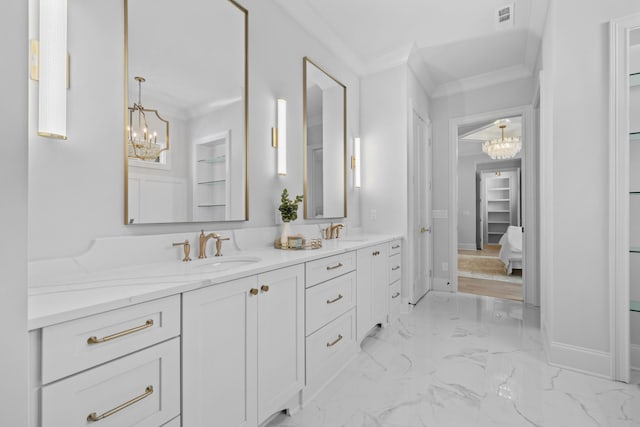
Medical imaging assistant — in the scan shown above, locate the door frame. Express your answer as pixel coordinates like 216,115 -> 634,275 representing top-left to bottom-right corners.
448,104 -> 537,304
609,13 -> 640,383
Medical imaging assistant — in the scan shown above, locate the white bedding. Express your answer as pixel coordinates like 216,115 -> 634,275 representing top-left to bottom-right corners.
499,226 -> 523,275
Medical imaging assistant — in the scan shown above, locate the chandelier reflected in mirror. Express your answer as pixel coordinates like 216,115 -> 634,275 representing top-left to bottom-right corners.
482,120 -> 521,160
127,76 -> 170,161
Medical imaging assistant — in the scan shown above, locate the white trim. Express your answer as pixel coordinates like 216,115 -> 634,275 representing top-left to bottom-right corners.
458,243 -> 476,251
547,341 -> 612,379
449,105 -> 536,303
432,65 -> 532,99
609,14 -> 640,383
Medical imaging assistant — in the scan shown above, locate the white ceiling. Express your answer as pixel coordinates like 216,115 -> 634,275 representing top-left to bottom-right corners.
274,0 -> 549,97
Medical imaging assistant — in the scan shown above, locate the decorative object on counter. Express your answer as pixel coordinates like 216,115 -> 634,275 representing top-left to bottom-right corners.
278,188 -> 303,247
172,240 -> 192,262
199,230 -> 230,258
274,237 -> 322,250
127,76 -> 170,161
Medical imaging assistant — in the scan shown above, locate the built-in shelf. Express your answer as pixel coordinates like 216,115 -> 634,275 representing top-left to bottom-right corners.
631,247 -> 640,253
488,221 -> 511,224
488,187 -> 510,191
197,204 -> 226,208
197,156 -> 226,164
631,72 -> 640,87
631,192 -> 640,195
488,232 -> 504,235
197,179 -> 226,185
632,300 -> 640,313
490,210 -> 511,213
630,132 -> 640,142
489,199 -> 510,202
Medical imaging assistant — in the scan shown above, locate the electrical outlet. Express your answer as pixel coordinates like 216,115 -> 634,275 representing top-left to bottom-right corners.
442,262 -> 448,272
370,209 -> 377,221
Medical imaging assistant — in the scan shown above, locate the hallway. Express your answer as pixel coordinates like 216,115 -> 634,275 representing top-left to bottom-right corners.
269,292 -> 640,426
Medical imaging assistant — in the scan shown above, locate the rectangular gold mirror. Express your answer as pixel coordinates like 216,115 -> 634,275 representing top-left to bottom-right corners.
303,57 -> 347,219
124,0 -> 248,224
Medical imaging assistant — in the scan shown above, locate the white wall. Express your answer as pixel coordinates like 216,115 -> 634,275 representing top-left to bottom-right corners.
28,0 -> 361,261
538,0 -> 640,377
0,1 -> 29,424
431,77 -> 534,281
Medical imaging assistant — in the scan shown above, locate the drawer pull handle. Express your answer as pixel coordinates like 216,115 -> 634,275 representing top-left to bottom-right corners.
392,292 -> 401,299
372,251 -> 379,256
326,334 -> 343,347
261,285 -> 270,292
392,266 -> 400,271
87,385 -> 154,422
392,245 -> 400,249
326,262 -> 343,271
326,294 -> 344,304
250,288 -> 259,295
87,320 -> 154,344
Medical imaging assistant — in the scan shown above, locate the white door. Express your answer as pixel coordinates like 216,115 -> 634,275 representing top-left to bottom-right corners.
413,112 -> 432,303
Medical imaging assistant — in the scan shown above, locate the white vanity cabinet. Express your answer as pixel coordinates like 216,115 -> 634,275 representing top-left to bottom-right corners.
388,239 -> 403,325
356,243 -> 390,342
182,264 -> 305,426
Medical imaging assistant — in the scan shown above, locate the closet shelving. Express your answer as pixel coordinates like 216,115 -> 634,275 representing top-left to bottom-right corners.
630,73 -> 640,314
485,176 -> 512,244
193,133 -> 230,221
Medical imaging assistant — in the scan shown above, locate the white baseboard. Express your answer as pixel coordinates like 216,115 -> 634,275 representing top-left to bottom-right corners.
547,341 -> 611,379
631,344 -> 640,371
432,277 -> 453,292
458,243 -> 477,251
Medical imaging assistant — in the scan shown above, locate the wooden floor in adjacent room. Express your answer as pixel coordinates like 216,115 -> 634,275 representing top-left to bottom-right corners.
458,244 -> 523,302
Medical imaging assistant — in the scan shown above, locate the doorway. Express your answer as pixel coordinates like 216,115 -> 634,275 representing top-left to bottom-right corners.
448,106 -> 538,306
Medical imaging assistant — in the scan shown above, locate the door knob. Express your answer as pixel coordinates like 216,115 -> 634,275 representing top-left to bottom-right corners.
420,227 -> 431,233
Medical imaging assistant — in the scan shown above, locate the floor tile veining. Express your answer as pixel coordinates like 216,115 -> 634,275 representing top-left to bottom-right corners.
269,292 -> 640,427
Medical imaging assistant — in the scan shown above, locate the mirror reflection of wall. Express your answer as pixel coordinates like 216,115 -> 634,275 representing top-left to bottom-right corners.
125,0 -> 247,225
303,57 -> 346,219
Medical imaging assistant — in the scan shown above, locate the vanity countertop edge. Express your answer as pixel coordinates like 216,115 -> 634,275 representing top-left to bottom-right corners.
28,234 -> 402,330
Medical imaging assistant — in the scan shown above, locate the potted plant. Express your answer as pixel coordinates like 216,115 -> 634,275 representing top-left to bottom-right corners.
278,188 -> 303,246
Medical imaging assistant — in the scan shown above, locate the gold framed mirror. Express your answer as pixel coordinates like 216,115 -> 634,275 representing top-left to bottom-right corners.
303,57 -> 347,219
124,0 -> 248,224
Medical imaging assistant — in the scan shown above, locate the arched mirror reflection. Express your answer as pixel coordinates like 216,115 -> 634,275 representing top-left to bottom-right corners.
124,0 -> 248,224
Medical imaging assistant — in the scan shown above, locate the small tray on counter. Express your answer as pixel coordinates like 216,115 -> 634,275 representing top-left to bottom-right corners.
274,237 -> 322,250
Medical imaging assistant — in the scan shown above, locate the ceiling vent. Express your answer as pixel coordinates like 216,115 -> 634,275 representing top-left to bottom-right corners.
496,3 -> 514,30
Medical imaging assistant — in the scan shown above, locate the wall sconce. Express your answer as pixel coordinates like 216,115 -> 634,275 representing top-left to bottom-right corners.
36,0 -> 68,139
272,98 -> 287,175
352,137 -> 361,188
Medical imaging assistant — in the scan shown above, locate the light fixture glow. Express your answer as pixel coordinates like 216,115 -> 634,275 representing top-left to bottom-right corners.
353,137 -> 361,188
482,120 -> 521,160
276,98 -> 287,175
127,76 -> 170,162
38,0 -> 68,139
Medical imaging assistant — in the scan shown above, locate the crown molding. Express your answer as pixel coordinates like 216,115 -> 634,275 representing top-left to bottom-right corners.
431,64 -> 532,98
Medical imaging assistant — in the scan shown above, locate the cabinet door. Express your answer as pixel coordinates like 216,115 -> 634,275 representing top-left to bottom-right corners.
356,243 -> 389,342
182,276 -> 258,427
257,265 -> 305,423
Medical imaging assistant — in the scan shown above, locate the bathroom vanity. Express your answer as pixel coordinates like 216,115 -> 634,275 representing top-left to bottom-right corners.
27,230 -> 402,427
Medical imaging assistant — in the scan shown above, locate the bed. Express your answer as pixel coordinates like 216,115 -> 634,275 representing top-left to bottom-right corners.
499,226 -> 523,275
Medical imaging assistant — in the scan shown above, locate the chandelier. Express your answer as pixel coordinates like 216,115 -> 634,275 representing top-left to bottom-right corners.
127,76 -> 169,161
482,121 -> 521,160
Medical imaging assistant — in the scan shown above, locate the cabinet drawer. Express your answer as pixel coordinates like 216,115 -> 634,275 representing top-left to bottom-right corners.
389,240 -> 402,256
306,271 -> 356,335
306,309 -> 356,385
389,254 -> 402,283
389,280 -> 401,325
305,251 -> 356,288
42,295 -> 180,384
42,338 -> 180,427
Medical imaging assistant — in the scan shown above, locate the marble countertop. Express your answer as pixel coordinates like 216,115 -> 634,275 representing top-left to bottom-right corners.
28,233 -> 400,330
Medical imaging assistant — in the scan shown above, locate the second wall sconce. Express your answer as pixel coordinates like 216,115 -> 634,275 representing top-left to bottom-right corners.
272,98 -> 287,175
352,137 -> 361,188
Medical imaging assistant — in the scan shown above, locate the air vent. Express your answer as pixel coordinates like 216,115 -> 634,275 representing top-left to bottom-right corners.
496,3 -> 514,29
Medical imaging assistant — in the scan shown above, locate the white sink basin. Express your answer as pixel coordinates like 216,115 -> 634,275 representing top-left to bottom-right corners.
190,256 -> 261,272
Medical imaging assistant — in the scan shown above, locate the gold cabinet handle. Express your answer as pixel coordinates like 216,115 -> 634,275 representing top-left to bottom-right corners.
392,266 -> 400,271
261,285 -> 270,292
326,334 -> 343,347
420,227 -> 431,233
87,385 -> 153,422
392,244 -> 400,249
326,262 -> 343,271
87,320 -> 153,345
392,292 -> 401,299
326,294 -> 343,304
372,251 -> 379,256
250,288 -> 259,296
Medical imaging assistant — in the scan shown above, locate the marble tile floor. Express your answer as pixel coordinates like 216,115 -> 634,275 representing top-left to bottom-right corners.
268,292 -> 640,427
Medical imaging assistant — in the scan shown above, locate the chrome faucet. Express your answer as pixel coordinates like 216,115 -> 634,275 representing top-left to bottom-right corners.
324,223 -> 344,240
199,230 -> 230,258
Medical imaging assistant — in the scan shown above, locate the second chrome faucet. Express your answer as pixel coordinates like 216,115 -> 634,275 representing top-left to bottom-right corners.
199,230 -> 230,258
